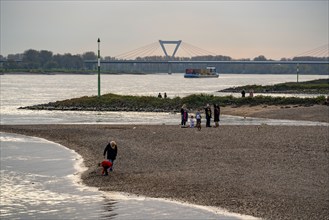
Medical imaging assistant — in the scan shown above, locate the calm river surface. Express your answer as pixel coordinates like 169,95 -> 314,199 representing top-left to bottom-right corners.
0,73 -> 327,219
1,73 -> 327,125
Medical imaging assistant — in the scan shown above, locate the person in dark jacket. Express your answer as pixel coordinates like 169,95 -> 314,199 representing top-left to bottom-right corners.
182,108 -> 189,127
204,104 -> 212,127
103,140 -> 117,171
214,104 -> 220,127
241,89 -> 246,97
180,104 -> 188,127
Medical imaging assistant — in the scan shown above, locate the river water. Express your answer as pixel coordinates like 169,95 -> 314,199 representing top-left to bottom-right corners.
1,73 -> 327,125
0,73 -> 327,219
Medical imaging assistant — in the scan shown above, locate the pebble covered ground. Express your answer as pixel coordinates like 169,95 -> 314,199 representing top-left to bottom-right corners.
1,105 -> 328,220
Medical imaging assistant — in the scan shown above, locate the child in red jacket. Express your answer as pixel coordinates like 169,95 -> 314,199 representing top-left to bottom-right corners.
98,160 -> 113,176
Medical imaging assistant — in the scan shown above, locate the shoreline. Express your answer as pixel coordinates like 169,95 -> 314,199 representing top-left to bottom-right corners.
17,104 -> 329,124
1,123 -> 328,220
1,106 -> 328,219
2,132 -> 247,219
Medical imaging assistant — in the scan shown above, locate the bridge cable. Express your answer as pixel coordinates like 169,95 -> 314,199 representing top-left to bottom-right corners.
134,43 -> 161,58
118,42 -> 159,60
180,46 -> 195,57
181,42 -> 218,56
292,44 -> 329,58
115,42 -> 159,60
181,43 -> 208,57
180,44 -> 206,57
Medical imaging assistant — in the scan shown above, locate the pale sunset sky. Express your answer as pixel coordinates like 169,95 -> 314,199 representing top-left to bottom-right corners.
1,0 -> 328,60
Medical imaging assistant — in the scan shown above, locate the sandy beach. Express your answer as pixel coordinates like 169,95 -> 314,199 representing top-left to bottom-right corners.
1,105 -> 328,220
221,104 -> 329,123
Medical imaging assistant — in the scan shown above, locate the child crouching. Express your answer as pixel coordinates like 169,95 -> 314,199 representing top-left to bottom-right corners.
98,159 -> 113,176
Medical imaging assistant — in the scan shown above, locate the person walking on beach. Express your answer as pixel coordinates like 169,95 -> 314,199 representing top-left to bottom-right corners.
204,104 -> 212,127
103,140 -> 117,172
214,104 -> 220,127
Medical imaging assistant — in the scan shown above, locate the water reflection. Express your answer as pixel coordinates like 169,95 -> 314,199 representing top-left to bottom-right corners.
101,198 -> 118,219
0,133 -> 108,219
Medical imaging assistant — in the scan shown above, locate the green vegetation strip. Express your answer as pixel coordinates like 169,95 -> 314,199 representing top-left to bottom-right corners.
20,93 -> 327,112
220,79 -> 329,94
19,79 -> 329,112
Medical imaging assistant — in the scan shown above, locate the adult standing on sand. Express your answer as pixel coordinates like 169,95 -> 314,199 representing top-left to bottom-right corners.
181,104 -> 188,127
241,89 -> 246,97
204,104 -> 212,127
214,104 -> 220,127
103,140 -> 118,171
249,89 -> 254,97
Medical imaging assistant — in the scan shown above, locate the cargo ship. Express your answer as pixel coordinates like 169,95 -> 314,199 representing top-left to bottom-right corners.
184,67 -> 219,78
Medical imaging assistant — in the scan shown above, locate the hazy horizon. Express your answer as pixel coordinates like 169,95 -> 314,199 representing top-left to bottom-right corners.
1,1 -> 328,60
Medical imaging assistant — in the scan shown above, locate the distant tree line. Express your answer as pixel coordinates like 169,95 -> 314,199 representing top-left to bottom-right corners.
1,49 -> 328,74
0,49 -> 97,72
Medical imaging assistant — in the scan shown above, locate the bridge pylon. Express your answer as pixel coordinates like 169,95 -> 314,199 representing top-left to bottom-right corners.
159,40 -> 182,74
159,40 -> 182,60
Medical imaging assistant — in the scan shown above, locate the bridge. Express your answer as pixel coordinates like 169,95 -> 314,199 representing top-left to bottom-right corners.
87,40 -> 329,65
1,40 -> 328,70
82,40 -> 328,75
92,60 -> 329,65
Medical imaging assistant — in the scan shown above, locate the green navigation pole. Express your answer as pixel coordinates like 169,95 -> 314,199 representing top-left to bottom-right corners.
97,38 -> 101,97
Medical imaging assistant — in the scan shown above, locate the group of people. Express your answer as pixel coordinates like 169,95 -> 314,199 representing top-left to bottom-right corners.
98,102 -> 222,175
241,89 -> 254,98
158,92 -> 167,98
181,103 -> 221,130
99,139 -> 118,176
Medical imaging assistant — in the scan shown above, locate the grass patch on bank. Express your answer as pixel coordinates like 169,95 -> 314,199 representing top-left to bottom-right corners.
220,78 -> 329,94
22,93 -> 327,112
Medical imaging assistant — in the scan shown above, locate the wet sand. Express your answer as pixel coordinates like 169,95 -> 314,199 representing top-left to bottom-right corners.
221,104 -> 329,123
1,105 -> 328,220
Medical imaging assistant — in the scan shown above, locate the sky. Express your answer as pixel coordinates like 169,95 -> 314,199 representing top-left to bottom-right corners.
1,0 -> 328,60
